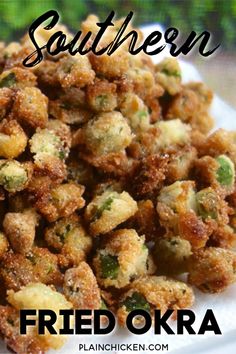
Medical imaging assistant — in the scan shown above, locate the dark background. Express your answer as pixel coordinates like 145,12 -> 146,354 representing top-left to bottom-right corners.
0,0 -> 235,107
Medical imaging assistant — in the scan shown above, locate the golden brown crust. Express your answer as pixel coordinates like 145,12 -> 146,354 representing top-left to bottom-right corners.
63,262 -> 101,310
188,247 -> 236,293
13,87 -> 48,129
0,252 -> 38,291
117,275 -> 194,326
0,305 -> 46,354
3,209 -> 38,254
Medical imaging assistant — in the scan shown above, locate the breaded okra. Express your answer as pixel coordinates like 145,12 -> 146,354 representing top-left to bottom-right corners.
85,190 -> 137,236
117,275 -> 194,326
188,247 -> 236,293
93,229 -> 149,288
45,214 -> 92,268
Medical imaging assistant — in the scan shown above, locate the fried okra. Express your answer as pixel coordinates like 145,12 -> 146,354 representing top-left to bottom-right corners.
35,182 -> 85,222
93,229 -> 149,288
89,47 -> 129,80
195,154 -> 235,194
86,78 -> 117,112
29,125 -> 70,181
0,67 -> 37,89
157,181 -> 211,248
215,155 -> 235,190
117,275 -> 194,326
0,119 -> 27,159
155,119 -> 191,151
63,262 -> 101,310
195,187 -> 229,224
155,58 -> 182,95
157,181 -> 196,218
0,305 -> 45,354
85,190 -> 138,236
83,111 -> 133,156
13,87 -> 48,129
30,127 -> 69,162
119,92 -> 150,133
0,88 -> 13,119
26,247 -> 63,285
126,199 -> 159,241
56,55 -> 95,88
131,154 -> 169,199
0,252 -> 38,291
0,160 -> 32,192
45,214 -> 92,268
166,146 -> 197,183
0,232 -> 9,259
154,236 -> 192,275
209,225 -> 236,249
3,209 -> 38,255
188,247 -> 236,293
7,283 -> 73,350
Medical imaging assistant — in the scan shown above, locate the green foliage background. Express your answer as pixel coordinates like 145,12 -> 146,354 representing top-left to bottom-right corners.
0,0 -> 235,50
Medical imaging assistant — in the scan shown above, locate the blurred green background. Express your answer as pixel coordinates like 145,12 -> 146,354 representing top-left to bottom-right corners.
0,0 -> 235,108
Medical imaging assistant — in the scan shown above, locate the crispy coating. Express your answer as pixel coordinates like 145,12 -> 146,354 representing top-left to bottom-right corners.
35,59 -> 60,89
86,78 -> 117,112
89,48 -> 129,80
155,119 -> 191,151
82,111 -> 133,156
117,275 -> 194,326
166,88 -> 200,122
13,87 -> 48,129
45,214 -> 92,268
126,199 -> 159,241
166,86 -> 214,133
0,119 -> 27,159
197,129 -> 235,158
56,55 -> 95,88
3,209 -> 38,254
127,66 -> 157,101
0,67 -> 37,89
26,247 -> 63,285
119,92 -> 150,133
49,99 -> 92,125
0,160 -> 33,193
81,150 -> 131,176
36,182 -> 85,222
209,225 -> 236,249
0,232 -> 9,259
194,155 -> 235,195
166,146 -> 197,183
188,247 -> 236,293
0,305 -> 46,354
0,88 -> 13,119
0,252 -> 38,291
29,122 -> 71,181
156,180 -> 197,230
186,82 -> 213,108
178,211 -> 209,249
131,154 -> 169,199
93,229 -> 149,288
7,283 -> 72,350
63,262 -> 101,309
154,236 -> 192,275
85,190 -> 138,236
155,58 -> 182,95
